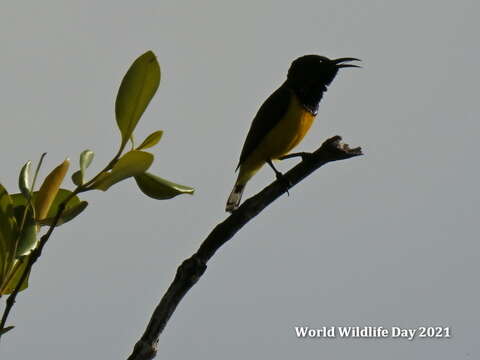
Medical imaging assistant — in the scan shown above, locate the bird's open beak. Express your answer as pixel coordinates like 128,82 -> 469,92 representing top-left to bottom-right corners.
333,57 -> 361,68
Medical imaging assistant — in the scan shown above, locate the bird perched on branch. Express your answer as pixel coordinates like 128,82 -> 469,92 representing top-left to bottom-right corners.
226,55 -> 360,212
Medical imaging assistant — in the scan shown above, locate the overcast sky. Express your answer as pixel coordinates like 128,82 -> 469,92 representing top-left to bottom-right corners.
1,1 -> 478,359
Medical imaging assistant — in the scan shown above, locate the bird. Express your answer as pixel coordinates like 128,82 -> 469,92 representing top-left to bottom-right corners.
225,55 -> 360,212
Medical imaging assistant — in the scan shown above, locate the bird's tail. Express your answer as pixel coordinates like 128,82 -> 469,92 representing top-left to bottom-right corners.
226,182 -> 246,212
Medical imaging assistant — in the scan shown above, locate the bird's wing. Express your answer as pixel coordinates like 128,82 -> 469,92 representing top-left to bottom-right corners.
236,84 -> 291,170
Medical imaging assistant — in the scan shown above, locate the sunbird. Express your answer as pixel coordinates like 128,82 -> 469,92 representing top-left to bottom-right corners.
226,55 -> 360,212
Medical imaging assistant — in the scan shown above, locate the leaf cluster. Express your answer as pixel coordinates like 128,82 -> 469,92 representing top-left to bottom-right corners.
0,51 -> 194,334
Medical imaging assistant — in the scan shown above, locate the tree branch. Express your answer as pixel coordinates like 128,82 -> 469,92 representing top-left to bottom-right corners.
126,135 -> 363,360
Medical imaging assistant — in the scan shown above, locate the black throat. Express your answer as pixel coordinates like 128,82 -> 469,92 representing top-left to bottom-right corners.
287,81 -> 327,116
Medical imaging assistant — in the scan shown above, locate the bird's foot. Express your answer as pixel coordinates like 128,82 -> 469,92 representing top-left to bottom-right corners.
279,152 -> 314,162
276,172 -> 292,196
267,159 -> 291,196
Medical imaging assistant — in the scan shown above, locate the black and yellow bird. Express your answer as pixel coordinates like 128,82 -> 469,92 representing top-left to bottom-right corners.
226,55 -> 360,212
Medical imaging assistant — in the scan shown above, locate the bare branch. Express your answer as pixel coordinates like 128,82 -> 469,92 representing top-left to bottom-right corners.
126,135 -> 363,360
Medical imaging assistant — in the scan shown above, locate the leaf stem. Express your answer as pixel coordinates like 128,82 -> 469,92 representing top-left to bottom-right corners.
81,148 -> 123,190
31,153 -> 47,191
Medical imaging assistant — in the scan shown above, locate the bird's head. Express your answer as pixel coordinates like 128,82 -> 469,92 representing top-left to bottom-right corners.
287,55 -> 360,91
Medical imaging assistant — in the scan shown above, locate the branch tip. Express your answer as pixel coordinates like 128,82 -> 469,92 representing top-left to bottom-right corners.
321,135 -> 363,157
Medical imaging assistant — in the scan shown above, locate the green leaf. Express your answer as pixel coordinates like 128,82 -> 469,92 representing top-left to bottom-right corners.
134,172 -> 194,200
136,130 -> 163,150
71,170 -> 83,186
115,51 -> 161,149
94,151 -> 153,191
0,185 -> 17,240
0,326 -> 14,335
80,149 -> 94,170
12,189 -> 81,221
14,208 -> 37,257
44,189 -> 79,219
79,149 -> 94,184
18,161 -> 32,200
0,255 -> 30,295
34,159 -> 70,220
0,185 -> 18,280
38,201 -> 88,227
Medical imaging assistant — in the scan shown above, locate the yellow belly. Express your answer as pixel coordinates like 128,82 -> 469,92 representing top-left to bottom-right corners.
238,95 -> 315,184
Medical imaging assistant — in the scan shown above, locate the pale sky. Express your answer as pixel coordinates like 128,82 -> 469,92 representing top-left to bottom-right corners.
1,1 -> 478,359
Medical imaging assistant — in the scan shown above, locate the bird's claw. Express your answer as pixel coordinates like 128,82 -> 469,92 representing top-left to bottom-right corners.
275,171 -> 291,196
267,159 -> 291,196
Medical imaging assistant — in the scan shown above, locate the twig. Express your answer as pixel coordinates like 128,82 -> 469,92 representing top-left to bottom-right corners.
126,135 -> 363,360
0,191 -> 79,340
